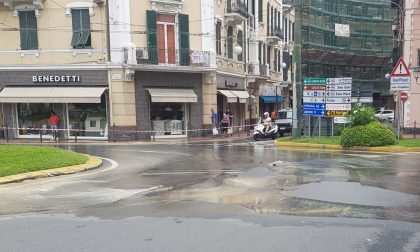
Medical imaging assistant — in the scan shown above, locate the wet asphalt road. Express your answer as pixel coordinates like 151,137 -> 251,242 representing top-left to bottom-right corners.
0,139 -> 420,251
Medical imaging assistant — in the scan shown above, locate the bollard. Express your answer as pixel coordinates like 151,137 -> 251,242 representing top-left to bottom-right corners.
414,121 -> 417,139
112,123 -> 116,142
75,130 -> 78,143
40,130 -> 43,143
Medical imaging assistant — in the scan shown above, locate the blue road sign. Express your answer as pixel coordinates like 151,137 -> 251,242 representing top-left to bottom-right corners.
303,109 -> 326,116
303,103 -> 326,110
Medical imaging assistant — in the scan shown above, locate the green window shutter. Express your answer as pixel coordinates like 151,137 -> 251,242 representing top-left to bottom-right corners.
19,11 -> 38,50
71,9 -> 91,48
71,9 -> 81,47
237,30 -> 243,62
179,14 -> 190,66
227,26 -> 233,59
146,10 -> 158,64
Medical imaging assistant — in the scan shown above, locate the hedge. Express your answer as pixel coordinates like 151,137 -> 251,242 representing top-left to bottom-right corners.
341,122 -> 397,147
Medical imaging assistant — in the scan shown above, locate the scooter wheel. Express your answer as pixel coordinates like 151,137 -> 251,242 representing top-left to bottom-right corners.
253,134 -> 262,141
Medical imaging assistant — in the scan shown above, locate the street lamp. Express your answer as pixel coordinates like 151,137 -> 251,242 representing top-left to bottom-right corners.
233,45 -> 243,55
385,73 -> 391,80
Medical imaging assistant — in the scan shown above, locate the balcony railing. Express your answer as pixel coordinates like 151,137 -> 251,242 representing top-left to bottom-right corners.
227,0 -> 249,18
136,47 -> 215,68
272,27 -> 284,39
259,64 -> 268,76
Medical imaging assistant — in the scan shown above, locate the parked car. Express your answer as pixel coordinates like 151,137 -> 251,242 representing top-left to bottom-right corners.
274,109 -> 293,137
374,110 -> 394,122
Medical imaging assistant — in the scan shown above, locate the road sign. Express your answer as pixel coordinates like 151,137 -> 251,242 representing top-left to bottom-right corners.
326,78 -> 352,84
303,97 -> 326,103
303,103 -> 326,110
326,104 -> 352,111
390,76 -> 410,91
303,109 -> 326,116
334,117 -> 350,124
391,57 -> 411,77
303,90 -> 326,97
325,91 -> 352,97
303,78 -> 327,85
400,91 -> 408,102
351,97 -> 373,103
326,97 -> 351,104
326,84 -> 352,91
304,85 -> 326,91
327,110 -> 349,117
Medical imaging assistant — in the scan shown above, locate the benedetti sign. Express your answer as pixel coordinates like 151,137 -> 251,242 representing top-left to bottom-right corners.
32,75 -> 81,83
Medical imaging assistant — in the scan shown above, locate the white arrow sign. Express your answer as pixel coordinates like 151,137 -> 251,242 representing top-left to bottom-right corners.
334,117 -> 350,124
303,90 -> 326,97
326,84 -> 352,91
351,97 -> 373,103
326,78 -> 352,84
326,104 -> 352,111
326,91 -> 352,97
326,97 -> 352,104
303,97 -> 326,103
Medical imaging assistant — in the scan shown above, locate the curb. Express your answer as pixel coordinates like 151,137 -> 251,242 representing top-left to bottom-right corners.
0,155 -> 103,185
275,141 -> 420,153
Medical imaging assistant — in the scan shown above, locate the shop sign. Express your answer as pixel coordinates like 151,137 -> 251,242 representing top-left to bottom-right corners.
32,75 -> 81,83
225,80 -> 238,88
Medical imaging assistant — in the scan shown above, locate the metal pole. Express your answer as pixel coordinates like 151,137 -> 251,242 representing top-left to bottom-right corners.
397,93 -> 401,142
40,130 -> 43,143
308,115 -> 311,137
414,121 -> 416,139
318,117 -> 321,142
292,0 -> 302,139
5,123 -> 8,143
331,118 -> 334,142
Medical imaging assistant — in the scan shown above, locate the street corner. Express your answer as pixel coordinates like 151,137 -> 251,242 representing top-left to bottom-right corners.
0,155 -> 103,185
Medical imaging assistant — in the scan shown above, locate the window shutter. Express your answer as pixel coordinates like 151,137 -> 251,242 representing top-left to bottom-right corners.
258,0 -> 263,22
227,26 -> 233,59
147,10 -> 158,64
274,48 -> 278,71
237,30 -> 243,61
71,9 -> 81,47
267,45 -> 271,69
80,9 -> 91,47
19,11 -> 38,50
216,20 -> 222,55
266,3 -> 270,36
179,14 -> 190,66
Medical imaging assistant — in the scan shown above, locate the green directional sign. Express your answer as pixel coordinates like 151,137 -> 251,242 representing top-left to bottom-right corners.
303,78 -> 327,85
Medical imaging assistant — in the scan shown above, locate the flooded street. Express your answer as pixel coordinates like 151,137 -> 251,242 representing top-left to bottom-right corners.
0,140 -> 419,251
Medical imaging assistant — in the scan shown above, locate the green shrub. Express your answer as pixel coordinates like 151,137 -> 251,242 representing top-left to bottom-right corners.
341,122 -> 397,147
333,124 -> 345,136
347,104 -> 376,126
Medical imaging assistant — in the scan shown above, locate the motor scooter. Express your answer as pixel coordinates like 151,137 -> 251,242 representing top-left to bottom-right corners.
253,121 -> 278,141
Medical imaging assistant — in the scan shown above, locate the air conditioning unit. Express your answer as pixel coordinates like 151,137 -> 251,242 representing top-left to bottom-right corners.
136,48 -> 149,60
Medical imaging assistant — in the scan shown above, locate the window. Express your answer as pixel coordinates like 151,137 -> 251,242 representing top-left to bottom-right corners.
71,9 -> 91,49
258,0 -> 263,22
237,30 -> 243,61
19,11 -> 38,50
227,26 -> 233,59
216,20 -> 222,55
418,49 -> 420,66
157,14 -> 176,64
267,3 -> 270,36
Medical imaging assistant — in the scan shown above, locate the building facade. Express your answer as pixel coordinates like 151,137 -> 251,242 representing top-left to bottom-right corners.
0,0 -> 109,140
300,0 -> 395,109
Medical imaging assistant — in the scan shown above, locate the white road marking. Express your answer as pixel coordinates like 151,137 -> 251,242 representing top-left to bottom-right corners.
142,170 -> 241,176
114,150 -> 192,156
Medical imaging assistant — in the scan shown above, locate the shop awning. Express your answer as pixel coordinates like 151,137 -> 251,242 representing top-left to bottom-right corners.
0,87 -> 106,103
230,90 -> 252,103
217,90 -> 237,103
260,96 -> 285,104
148,88 -> 197,103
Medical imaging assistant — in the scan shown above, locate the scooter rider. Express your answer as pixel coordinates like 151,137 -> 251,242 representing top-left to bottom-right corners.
263,112 -> 272,133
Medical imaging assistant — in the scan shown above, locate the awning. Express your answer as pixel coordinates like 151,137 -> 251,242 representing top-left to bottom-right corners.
0,87 -> 106,103
230,90 -> 251,103
260,96 -> 285,104
217,90 -> 237,103
148,88 -> 197,103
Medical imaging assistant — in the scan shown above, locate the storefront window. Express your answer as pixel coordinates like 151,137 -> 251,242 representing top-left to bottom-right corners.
17,103 -> 53,136
68,95 -> 107,137
150,103 -> 185,136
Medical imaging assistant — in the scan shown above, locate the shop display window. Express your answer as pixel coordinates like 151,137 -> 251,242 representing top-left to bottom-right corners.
150,103 -> 185,136
17,103 -> 53,136
68,95 -> 107,137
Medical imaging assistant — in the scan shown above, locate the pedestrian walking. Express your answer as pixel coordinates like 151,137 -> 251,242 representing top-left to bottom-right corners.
219,112 -> 230,137
210,108 -> 219,136
50,111 -> 59,142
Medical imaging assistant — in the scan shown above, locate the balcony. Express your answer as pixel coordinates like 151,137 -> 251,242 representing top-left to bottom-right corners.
135,47 -> 216,71
225,0 -> 248,25
0,0 -> 44,9
267,28 -> 284,44
282,0 -> 295,12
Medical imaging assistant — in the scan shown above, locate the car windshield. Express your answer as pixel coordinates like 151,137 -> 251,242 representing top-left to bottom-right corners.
277,112 -> 287,119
